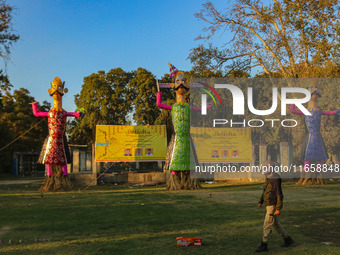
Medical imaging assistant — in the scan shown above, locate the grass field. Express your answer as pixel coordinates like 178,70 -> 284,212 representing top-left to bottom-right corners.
0,180 -> 339,255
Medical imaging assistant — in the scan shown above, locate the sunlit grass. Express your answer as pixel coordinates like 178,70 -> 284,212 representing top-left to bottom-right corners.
0,180 -> 339,254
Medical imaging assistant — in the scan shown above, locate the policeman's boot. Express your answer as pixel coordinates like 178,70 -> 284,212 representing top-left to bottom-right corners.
256,242 -> 268,252
281,236 -> 294,247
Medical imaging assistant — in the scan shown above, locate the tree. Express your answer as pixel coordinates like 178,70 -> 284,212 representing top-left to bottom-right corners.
192,0 -> 340,78
0,1 -> 20,92
193,1 -> 340,179
128,68 -> 160,125
71,68 -> 134,142
70,68 -> 134,172
0,88 -> 50,173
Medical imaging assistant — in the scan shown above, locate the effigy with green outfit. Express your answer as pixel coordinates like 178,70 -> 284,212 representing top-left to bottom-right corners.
156,63 -> 201,190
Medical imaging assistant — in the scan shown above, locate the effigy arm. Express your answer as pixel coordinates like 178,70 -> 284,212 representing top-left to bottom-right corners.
321,110 -> 338,115
192,104 -> 213,112
191,104 -> 212,112
290,104 -> 304,115
156,92 -> 172,111
32,102 -> 48,117
67,111 -> 82,117
191,106 -> 201,112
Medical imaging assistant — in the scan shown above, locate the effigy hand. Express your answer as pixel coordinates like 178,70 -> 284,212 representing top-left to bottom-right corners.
207,101 -> 214,110
75,108 -> 85,117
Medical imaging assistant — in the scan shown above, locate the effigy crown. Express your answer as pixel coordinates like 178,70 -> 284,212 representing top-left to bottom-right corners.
51,76 -> 66,89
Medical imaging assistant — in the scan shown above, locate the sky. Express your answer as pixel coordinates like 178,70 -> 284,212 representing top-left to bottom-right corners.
6,0 -> 228,111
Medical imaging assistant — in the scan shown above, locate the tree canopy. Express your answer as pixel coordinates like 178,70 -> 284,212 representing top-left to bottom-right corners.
0,0 -> 19,92
128,68 -> 160,125
192,0 -> 340,78
69,68 -> 134,145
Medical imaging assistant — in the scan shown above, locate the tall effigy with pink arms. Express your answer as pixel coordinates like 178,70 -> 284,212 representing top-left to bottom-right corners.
290,81 -> 339,185
156,63 -> 201,190
32,77 -> 83,191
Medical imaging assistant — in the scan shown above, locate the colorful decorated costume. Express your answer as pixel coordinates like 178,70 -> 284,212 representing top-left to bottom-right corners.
33,105 -> 74,166
290,83 -> 339,185
32,77 -> 82,177
290,105 -> 337,161
156,64 -> 195,173
169,102 -> 191,171
156,64 -> 210,189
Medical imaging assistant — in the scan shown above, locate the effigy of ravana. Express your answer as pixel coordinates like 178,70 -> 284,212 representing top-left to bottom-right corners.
32,77 -> 83,191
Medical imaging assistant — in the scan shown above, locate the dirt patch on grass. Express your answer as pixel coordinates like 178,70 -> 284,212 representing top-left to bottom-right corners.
0,226 -> 11,237
0,180 -> 41,185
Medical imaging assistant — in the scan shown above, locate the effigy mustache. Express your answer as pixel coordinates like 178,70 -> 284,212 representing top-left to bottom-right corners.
49,90 -> 64,97
173,84 -> 189,91
311,91 -> 321,97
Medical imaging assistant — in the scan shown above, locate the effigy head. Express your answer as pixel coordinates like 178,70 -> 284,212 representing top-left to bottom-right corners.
305,80 -> 321,101
168,63 -> 190,95
171,71 -> 190,95
48,77 -> 68,99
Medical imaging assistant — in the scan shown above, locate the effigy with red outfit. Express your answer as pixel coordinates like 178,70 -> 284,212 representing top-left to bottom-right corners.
32,77 -> 83,191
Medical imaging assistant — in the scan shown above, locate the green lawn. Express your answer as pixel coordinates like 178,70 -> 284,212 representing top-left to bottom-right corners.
0,180 -> 339,255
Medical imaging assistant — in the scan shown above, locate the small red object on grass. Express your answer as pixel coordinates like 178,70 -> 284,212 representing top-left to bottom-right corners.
176,237 -> 202,247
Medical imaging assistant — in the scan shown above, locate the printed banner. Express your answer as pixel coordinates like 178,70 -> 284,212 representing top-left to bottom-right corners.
191,128 -> 252,163
96,125 -> 167,162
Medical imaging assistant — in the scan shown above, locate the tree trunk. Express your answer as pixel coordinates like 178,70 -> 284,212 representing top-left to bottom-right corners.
326,152 -> 339,164
40,165 -> 72,192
